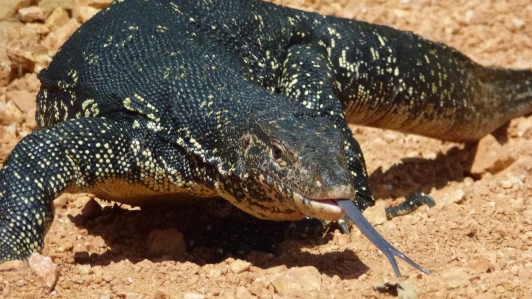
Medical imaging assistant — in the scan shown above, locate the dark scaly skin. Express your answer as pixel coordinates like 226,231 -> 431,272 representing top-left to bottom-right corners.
1,0 -> 532,276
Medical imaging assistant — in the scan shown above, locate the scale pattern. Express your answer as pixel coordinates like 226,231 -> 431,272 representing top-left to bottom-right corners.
1,0 -> 532,263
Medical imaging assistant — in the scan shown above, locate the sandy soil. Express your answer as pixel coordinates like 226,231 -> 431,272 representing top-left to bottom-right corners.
0,0 -> 531,298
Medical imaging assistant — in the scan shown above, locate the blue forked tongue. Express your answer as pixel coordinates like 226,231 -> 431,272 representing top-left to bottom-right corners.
335,199 -> 430,277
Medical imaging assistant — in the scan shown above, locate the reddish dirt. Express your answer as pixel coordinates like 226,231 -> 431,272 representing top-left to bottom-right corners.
0,0 -> 531,298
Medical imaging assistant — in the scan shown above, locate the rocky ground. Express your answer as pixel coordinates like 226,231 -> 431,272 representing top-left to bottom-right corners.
0,0 -> 531,298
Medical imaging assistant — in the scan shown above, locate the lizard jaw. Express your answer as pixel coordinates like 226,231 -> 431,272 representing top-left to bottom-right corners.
291,192 -> 345,220
259,172 -> 352,220
288,180 -> 354,220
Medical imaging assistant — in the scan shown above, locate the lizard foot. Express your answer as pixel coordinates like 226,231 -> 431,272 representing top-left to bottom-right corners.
385,192 -> 436,220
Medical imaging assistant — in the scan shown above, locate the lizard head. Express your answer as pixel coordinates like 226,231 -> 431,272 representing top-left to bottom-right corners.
226,105 -> 355,221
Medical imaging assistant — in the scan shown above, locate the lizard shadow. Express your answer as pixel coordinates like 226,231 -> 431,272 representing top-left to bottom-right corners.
367,143 -> 474,200
366,121 -> 516,206
365,132 -> 505,201
68,201 -> 371,279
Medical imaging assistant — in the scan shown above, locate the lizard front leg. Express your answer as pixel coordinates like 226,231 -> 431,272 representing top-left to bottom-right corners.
0,117 -> 139,261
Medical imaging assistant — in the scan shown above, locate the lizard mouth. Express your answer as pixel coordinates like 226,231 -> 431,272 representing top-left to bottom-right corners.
290,192 -> 345,220
262,172 -> 349,220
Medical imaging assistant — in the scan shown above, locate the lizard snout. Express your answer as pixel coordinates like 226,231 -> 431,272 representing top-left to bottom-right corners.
311,167 -> 355,200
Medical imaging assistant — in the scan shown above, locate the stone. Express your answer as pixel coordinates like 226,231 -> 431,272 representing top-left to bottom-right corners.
468,255 -> 495,273
89,236 -> 106,250
0,100 -> 22,125
270,266 -> 322,295
6,40 -> 48,73
15,99 -> 37,131
5,90 -> 36,113
470,134 -> 515,175
510,197 -> 525,212
76,264 -> 91,275
34,53 -> 52,73
28,253 -> 60,291
18,6 -> 45,23
7,23 -> 47,44
53,193 -> 70,209
6,42 -> 34,73
73,242 -> 90,264
227,258 -> 251,274
44,7 -> 70,32
42,19 -> 80,55
7,72 -> 41,92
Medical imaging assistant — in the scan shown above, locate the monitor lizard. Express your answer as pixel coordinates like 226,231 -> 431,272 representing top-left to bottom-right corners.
1,0 -> 531,277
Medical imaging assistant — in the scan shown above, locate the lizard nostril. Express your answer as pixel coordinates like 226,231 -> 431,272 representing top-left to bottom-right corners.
316,168 -> 334,187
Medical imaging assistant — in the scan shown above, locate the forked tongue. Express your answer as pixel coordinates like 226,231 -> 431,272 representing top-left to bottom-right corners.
335,199 -> 430,277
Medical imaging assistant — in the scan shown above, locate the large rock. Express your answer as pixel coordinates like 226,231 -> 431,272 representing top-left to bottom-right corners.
28,253 -> 60,291
470,134 -> 515,175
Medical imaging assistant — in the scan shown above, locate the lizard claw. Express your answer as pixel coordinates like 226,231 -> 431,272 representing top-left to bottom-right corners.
335,199 -> 430,277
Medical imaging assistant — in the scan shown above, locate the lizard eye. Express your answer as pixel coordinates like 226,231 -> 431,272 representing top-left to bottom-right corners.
272,144 -> 283,161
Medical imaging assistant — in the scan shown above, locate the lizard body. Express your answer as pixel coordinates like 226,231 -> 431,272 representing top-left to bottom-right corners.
1,0 -> 531,276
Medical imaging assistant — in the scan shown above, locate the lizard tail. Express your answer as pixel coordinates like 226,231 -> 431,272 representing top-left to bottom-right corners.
463,66 -> 532,140
478,66 -> 532,119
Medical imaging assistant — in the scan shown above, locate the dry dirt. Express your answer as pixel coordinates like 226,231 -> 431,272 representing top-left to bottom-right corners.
1,0 -> 531,298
